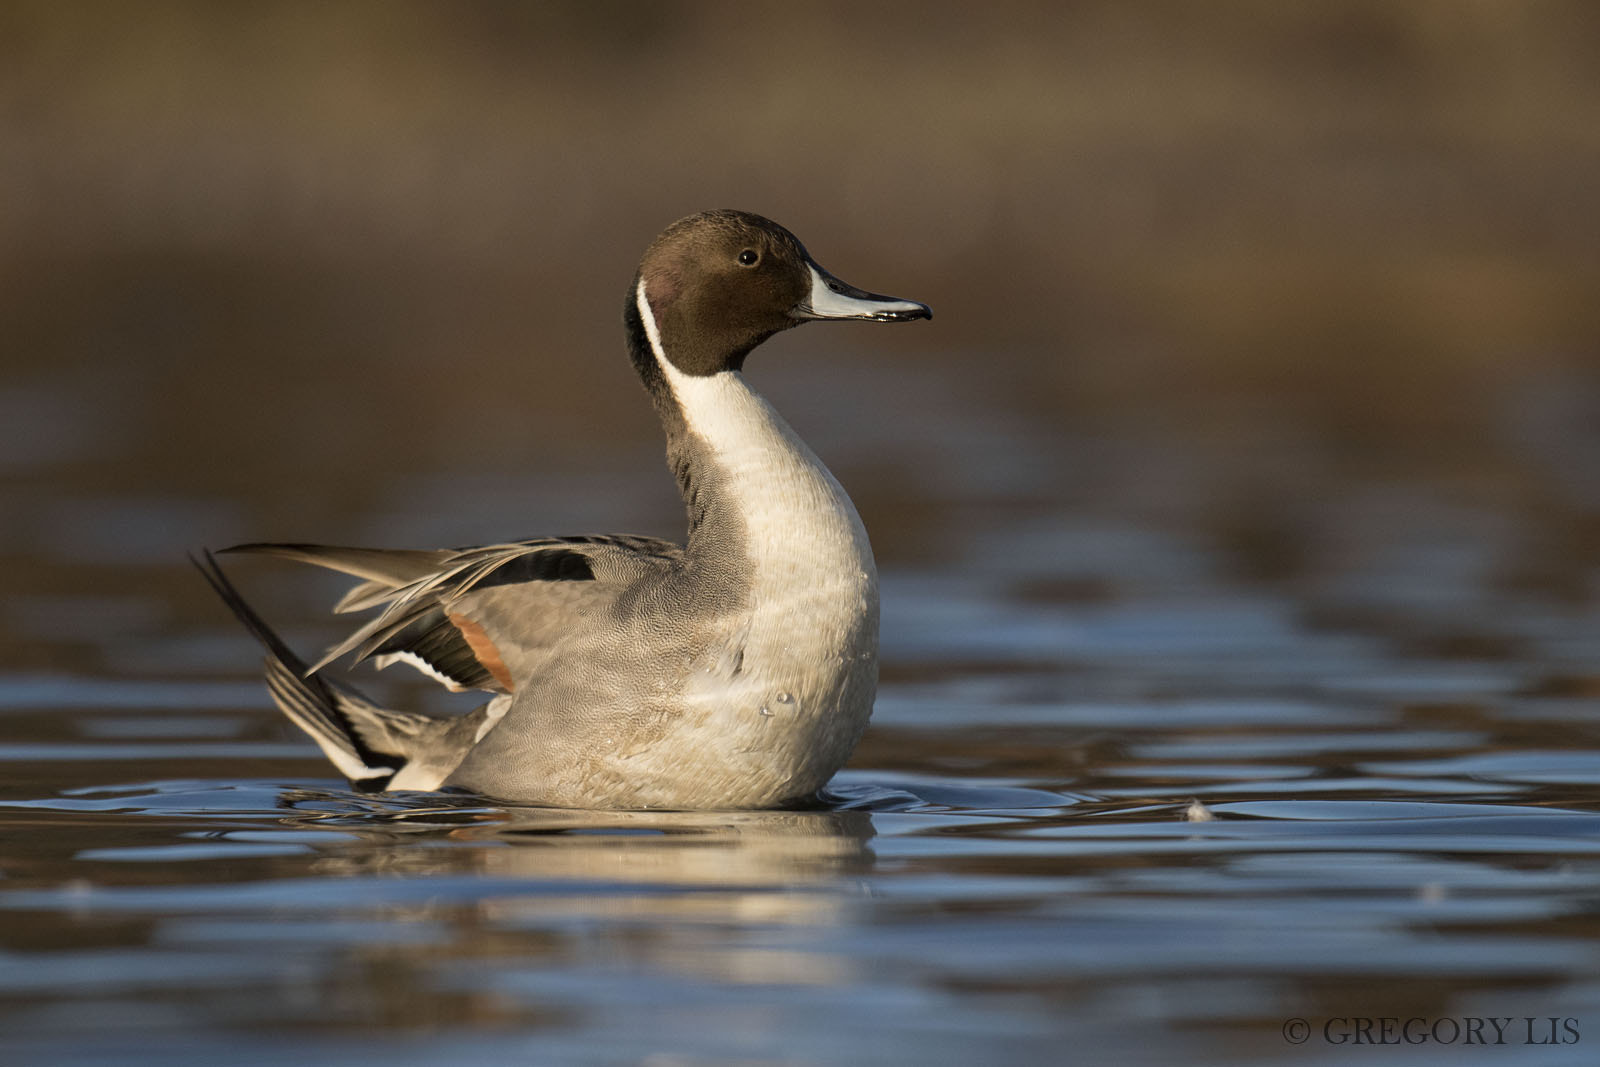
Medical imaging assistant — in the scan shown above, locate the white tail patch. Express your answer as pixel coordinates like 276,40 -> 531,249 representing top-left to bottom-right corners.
385,762 -> 447,792
474,694 -> 512,744
312,737 -> 391,782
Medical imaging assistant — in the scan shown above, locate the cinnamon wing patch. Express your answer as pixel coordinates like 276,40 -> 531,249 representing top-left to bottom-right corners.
446,612 -> 515,692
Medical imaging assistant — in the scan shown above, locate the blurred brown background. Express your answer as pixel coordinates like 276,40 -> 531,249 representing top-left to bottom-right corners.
4,0 -> 1599,596
5,9 -> 1599,1051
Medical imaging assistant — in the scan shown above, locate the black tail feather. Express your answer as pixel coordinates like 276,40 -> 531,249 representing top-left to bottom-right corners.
190,550 -> 403,784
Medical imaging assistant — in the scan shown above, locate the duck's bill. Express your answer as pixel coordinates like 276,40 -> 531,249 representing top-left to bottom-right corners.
792,263 -> 932,323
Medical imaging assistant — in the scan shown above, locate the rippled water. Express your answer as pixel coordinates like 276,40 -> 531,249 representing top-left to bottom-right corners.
5,357 -> 1600,1066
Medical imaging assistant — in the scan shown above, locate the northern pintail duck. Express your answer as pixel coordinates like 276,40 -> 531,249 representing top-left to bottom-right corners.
197,210 -> 930,809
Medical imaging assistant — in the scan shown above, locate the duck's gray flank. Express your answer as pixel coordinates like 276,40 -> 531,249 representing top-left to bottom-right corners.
198,209 -> 930,810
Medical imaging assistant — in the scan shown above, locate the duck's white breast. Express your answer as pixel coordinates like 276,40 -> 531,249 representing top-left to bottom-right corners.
637,285 -> 879,802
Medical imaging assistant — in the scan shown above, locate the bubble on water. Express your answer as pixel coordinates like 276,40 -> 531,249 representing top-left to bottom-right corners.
758,704 -> 773,718
775,691 -> 795,706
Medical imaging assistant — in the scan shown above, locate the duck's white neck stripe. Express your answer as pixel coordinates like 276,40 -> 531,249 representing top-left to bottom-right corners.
636,276 -> 709,402
635,278 -> 757,432
635,278 -> 669,370
633,278 -> 874,646
635,274 -> 837,504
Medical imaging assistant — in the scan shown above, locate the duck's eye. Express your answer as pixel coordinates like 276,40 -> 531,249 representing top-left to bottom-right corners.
737,249 -> 760,267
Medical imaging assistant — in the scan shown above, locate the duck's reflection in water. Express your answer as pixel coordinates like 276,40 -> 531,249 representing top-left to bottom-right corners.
275,790 -> 878,988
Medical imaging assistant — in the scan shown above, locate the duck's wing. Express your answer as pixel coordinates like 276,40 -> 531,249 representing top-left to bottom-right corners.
221,535 -> 683,695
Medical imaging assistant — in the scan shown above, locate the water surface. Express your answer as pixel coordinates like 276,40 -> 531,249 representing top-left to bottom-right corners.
5,353 -> 1600,1067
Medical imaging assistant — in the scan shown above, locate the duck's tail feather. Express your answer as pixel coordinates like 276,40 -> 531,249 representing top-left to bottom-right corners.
190,550 -> 406,790
219,542 -> 450,590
